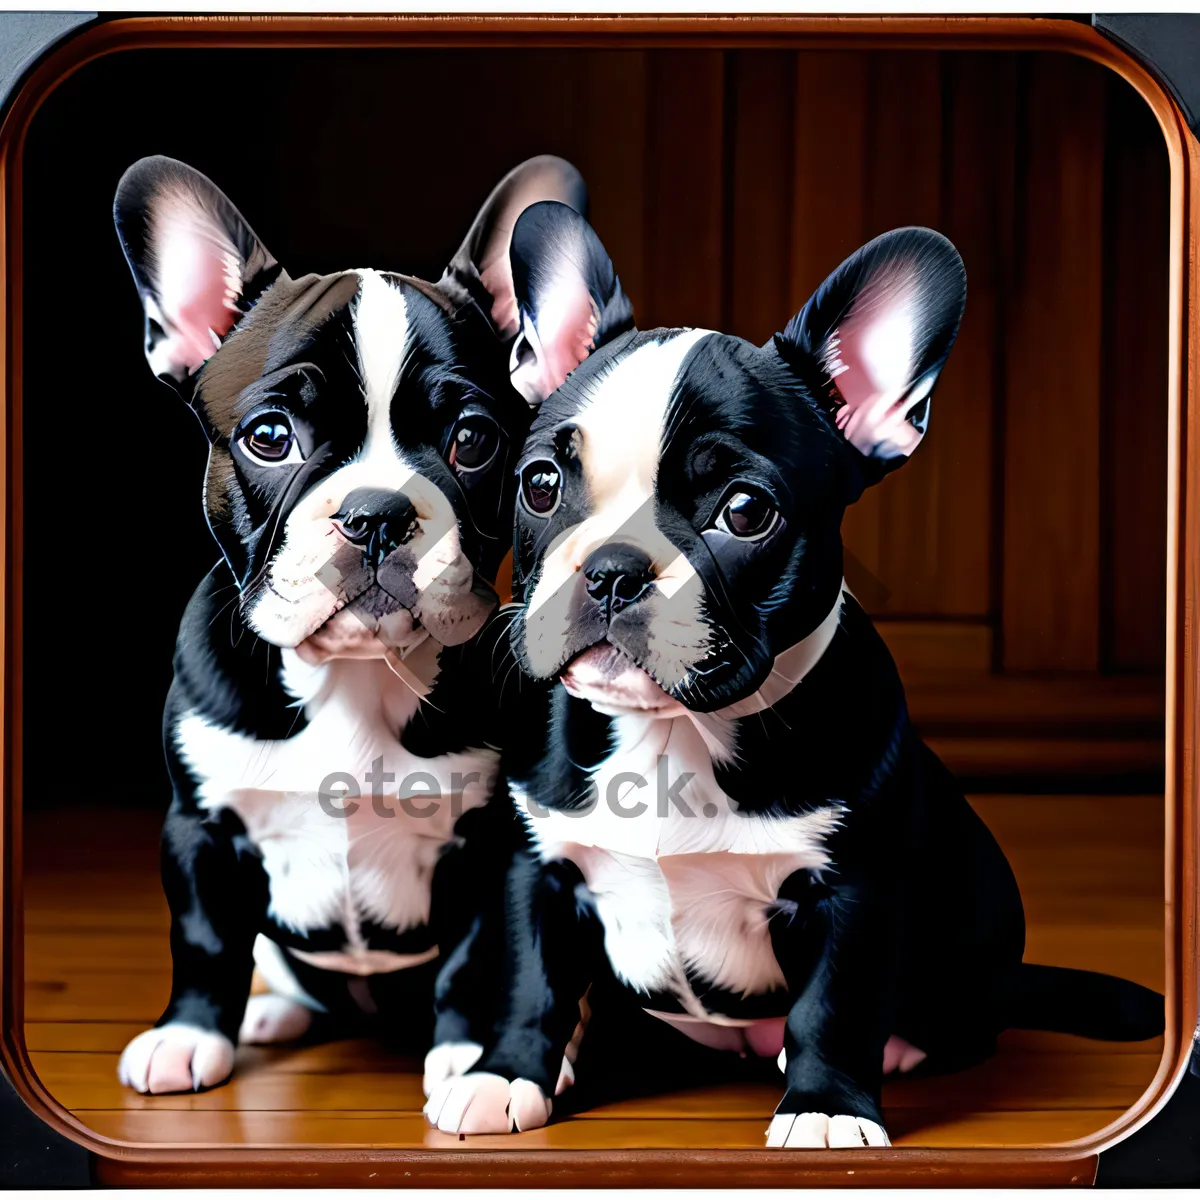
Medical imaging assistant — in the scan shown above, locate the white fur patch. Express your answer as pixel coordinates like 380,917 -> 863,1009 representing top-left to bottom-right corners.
252,932 -> 326,1012
354,269 -> 409,456
425,1072 -> 551,1134
522,329 -> 714,679
519,706 -> 842,1002
118,1023 -> 236,1094
423,1041 -> 485,1096
572,328 -> 712,514
239,994 -> 315,1045
247,270 -> 489,650
766,1111 -> 890,1149
175,651 -> 498,949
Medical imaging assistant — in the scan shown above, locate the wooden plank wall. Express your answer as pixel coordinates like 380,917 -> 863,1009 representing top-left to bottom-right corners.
595,49 -> 1169,779
632,49 -> 1166,778
619,50 -> 1169,672
271,47 -> 1173,779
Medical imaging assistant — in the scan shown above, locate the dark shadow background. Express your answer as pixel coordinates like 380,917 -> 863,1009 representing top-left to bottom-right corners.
21,48 -> 655,808
20,44 -> 1172,805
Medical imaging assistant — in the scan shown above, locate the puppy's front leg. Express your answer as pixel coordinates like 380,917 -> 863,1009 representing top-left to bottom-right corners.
118,805 -> 267,1094
766,873 -> 895,1149
424,852 -> 596,1134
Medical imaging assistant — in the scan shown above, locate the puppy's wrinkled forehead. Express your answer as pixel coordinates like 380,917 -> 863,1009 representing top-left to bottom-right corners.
195,267 -> 454,442
538,328 -> 713,501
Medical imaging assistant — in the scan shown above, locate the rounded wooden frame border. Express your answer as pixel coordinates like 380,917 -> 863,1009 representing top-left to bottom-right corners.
0,14 -> 1192,1188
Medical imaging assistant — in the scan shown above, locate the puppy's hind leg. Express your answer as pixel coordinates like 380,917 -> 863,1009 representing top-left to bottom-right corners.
240,994 -> 315,1044
238,935 -> 322,1045
890,742 -> 1024,1073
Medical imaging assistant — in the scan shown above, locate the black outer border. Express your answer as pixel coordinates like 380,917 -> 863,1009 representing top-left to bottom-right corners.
1090,17 -> 1200,1181
0,19 -> 97,1187
0,10 -> 1194,1188
1094,15 -> 1200,140
0,12 -> 94,118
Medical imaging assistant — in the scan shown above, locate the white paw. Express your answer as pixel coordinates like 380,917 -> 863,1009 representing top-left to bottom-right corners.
239,994 -> 315,1045
117,1023 -> 235,1094
424,1071 -> 551,1134
422,1040 -> 484,1097
766,1112 -> 890,1148
882,1034 -> 926,1075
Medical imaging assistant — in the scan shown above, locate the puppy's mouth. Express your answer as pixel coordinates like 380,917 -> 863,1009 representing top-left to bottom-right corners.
560,642 -> 687,717
295,588 -> 428,667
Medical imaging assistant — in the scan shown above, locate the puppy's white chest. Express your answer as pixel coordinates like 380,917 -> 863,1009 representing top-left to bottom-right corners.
175,654 -> 497,943
520,711 -> 841,1002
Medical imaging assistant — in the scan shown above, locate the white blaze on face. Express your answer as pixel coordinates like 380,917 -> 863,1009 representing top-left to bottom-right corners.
522,329 -> 714,683
247,270 -> 488,650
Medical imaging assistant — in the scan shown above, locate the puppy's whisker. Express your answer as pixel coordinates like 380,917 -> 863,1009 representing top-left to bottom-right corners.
206,588 -> 244,632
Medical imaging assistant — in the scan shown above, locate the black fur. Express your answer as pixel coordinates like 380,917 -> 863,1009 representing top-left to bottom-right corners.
113,156 -> 598,1083
432,207 -> 1164,1140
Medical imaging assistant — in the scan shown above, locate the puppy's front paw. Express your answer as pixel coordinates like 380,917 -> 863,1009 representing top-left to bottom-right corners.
422,1041 -> 484,1097
766,1111 -> 890,1148
424,1071 -> 551,1134
117,1023 -> 235,1094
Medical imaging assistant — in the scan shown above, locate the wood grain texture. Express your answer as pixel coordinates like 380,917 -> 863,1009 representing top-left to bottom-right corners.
726,49 -> 796,343
575,51 -> 651,321
850,51 -> 947,616
20,797 -> 1163,1155
89,1148 -> 1099,1190
933,51 -> 1018,620
641,50 -> 727,331
1101,70 -> 1170,673
905,670 -> 1163,779
1001,53 -> 1107,671
875,620 -> 993,674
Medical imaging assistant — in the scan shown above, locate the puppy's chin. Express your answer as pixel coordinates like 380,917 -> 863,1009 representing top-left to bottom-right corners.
295,605 -> 427,667
561,643 -> 688,718
415,578 -> 498,647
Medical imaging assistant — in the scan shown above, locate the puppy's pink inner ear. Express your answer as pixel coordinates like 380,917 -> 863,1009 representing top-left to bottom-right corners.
822,273 -> 930,460
511,276 -> 598,405
473,161 -> 585,340
479,252 -> 519,340
149,190 -> 245,379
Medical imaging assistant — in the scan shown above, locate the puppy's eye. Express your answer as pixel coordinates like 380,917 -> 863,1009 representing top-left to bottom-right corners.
238,412 -> 301,465
448,414 -> 500,473
520,459 -> 562,517
716,489 -> 779,541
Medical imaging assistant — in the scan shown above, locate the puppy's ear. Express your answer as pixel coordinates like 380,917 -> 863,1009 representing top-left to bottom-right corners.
439,155 -> 588,340
774,227 -> 965,481
508,200 -> 633,405
114,156 -> 280,392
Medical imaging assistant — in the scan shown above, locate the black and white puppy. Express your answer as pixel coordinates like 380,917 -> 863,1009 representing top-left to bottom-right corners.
111,156 -> 613,1095
423,203 -> 1164,1145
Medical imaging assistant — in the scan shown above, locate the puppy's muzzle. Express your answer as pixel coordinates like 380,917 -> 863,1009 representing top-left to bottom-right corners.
333,486 -> 418,570
582,542 -> 655,623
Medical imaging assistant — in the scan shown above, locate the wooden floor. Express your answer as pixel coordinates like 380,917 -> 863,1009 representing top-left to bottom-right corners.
22,795 -> 1165,1151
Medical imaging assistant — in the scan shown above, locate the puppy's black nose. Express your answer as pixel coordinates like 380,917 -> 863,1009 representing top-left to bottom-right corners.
583,543 -> 655,619
333,487 -> 418,567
